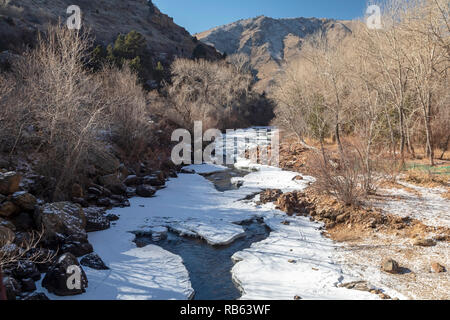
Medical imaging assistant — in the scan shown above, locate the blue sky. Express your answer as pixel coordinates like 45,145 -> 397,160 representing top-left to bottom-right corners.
153,0 -> 369,34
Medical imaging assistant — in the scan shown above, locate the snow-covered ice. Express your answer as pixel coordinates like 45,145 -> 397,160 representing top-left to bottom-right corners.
36,127 -> 401,300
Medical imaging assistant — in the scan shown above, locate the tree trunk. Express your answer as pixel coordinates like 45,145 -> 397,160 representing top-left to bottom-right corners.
440,134 -> 450,160
423,100 -> 435,166
399,107 -> 406,165
335,122 -> 344,155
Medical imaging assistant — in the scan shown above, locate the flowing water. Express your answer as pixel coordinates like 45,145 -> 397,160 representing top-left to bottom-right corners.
134,220 -> 270,300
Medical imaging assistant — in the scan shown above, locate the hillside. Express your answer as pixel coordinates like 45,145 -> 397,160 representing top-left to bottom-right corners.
196,15 -> 356,91
0,0 -> 220,64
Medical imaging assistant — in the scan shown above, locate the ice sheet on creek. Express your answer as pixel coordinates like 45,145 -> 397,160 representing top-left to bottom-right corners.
37,161 -> 388,300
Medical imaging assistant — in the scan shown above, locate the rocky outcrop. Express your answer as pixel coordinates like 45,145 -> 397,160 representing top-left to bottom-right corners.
42,253 -> 88,296
196,16 -> 355,91
0,0 -> 220,70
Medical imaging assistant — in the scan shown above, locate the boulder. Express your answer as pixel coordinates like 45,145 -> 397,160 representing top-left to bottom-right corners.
106,213 -> 119,222
136,185 -> 156,198
143,175 -> 165,187
60,233 -> 93,257
0,201 -> 19,217
276,191 -> 307,216
381,258 -> 401,274
20,278 -> 37,293
34,202 -> 87,240
0,217 -> 16,231
23,292 -> 50,300
80,253 -> 109,270
0,171 -> 21,195
98,174 -> 126,195
0,225 -> 15,246
42,253 -> 88,296
83,207 -> 110,232
12,191 -> 37,211
11,212 -> 35,231
12,261 -> 41,281
124,175 -> 142,186
259,189 -> 282,204
412,238 -> 436,247
431,262 -> 446,273
2,276 -> 21,300
88,151 -> 120,176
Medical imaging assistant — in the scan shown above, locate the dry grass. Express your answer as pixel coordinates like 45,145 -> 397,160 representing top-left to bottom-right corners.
404,169 -> 449,188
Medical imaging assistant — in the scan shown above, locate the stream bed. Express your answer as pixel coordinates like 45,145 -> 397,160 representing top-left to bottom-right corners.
134,220 -> 270,300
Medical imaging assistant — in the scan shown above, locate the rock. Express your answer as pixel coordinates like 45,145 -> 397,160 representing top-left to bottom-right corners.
431,262 -> 446,273
124,175 -> 142,186
259,189 -> 282,204
126,186 -> 137,197
20,278 -> 37,292
143,175 -> 165,187
71,184 -> 84,199
292,175 -> 304,181
83,207 -> 110,232
12,261 -> 41,281
381,258 -> 401,274
294,295 -> 302,300
0,217 -> 16,231
339,281 -> 370,292
412,238 -> 436,247
336,213 -> 350,224
0,225 -> 15,246
136,185 -> 156,198
60,237 -> 93,257
89,151 -> 120,175
23,292 -> 50,300
42,253 -> 88,296
11,212 -> 35,231
72,197 -> 89,208
34,202 -> 87,240
0,171 -> 21,195
106,213 -> 119,221
11,192 -> 37,211
276,191 -> 307,216
0,201 -> 19,217
80,253 -> 109,270
2,276 -> 21,300
96,197 -> 112,207
87,187 -> 103,196
98,174 -> 126,195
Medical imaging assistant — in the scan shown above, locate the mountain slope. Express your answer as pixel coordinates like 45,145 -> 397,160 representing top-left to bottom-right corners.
196,15 -> 354,91
0,0 -> 219,62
